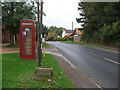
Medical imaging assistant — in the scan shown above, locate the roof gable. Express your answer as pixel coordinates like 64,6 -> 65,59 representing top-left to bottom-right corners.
74,28 -> 83,35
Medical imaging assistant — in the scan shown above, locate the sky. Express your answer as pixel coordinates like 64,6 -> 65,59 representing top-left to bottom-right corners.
43,0 -> 81,29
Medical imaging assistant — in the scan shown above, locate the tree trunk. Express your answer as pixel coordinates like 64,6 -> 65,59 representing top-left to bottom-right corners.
14,34 -> 16,44
15,34 -> 17,43
10,33 -> 14,45
86,40 -> 89,43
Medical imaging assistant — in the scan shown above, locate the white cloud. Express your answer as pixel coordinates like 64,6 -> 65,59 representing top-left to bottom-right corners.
43,0 -> 82,29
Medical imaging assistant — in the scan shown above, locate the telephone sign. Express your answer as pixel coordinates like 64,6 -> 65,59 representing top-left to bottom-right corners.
20,20 -> 35,60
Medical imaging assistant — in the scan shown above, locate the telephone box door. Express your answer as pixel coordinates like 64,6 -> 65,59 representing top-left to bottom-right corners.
20,20 -> 35,60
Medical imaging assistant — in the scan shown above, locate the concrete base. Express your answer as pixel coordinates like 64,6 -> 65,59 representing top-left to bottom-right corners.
35,67 -> 53,77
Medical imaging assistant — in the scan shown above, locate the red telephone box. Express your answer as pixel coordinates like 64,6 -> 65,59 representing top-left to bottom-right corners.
20,19 -> 35,60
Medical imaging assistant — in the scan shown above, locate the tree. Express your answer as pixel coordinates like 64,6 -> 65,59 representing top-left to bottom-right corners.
77,2 -> 120,46
48,26 -> 65,37
42,25 -> 49,38
100,22 -> 120,46
46,32 -> 57,41
2,2 -> 36,45
77,2 -> 108,42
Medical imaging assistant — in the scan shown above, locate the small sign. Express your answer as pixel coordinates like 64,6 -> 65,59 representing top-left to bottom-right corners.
22,31 -> 26,35
22,23 -> 33,25
25,28 -> 30,31
42,38 -> 45,42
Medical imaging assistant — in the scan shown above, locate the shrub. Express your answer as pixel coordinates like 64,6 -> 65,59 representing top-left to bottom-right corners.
100,22 -> 120,44
65,37 -> 72,41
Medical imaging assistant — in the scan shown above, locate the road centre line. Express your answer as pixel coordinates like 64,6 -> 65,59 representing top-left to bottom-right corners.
104,58 -> 120,65
88,52 -> 97,56
87,51 -> 118,61
86,52 -> 119,65
112,51 -> 119,53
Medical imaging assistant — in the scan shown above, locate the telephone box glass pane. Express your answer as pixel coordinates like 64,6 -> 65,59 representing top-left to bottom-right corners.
25,42 -> 31,45
25,38 -> 31,42
24,49 -> 31,55
25,45 -> 31,48
24,29 -> 32,55
26,32 -> 31,35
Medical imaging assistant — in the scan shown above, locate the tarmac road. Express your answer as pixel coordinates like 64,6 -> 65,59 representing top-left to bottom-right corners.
48,42 -> 119,88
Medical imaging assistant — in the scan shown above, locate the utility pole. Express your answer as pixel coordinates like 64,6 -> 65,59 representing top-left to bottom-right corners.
37,0 -> 43,67
35,0 -> 52,77
40,0 -> 43,47
72,22 -> 74,43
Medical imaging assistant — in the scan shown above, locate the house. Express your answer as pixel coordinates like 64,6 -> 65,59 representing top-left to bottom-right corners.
2,30 -> 19,43
73,28 -> 83,41
2,30 -> 10,43
62,28 -> 83,41
62,29 -> 74,38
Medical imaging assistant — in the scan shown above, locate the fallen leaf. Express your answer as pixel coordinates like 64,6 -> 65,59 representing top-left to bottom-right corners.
48,79 -> 52,82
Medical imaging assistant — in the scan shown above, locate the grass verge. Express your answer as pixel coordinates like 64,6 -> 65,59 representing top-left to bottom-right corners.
2,53 -> 73,88
60,41 -> 112,50
42,42 -> 49,48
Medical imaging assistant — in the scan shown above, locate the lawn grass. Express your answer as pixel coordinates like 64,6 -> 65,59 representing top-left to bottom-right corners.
60,41 -> 112,50
2,53 -> 73,88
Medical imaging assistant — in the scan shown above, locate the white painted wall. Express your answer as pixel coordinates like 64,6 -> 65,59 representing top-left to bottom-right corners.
62,30 -> 66,38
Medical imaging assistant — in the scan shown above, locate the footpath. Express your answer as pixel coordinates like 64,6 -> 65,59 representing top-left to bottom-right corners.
0,43 -> 19,54
45,45 -> 101,88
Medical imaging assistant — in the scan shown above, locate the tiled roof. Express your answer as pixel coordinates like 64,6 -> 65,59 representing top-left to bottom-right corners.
74,28 -> 82,35
65,30 -> 74,33
66,33 -> 73,36
64,33 -> 73,37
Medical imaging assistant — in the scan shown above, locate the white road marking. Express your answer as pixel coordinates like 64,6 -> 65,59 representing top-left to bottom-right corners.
55,47 -> 76,69
62,56 -> 76,69
88,52 -> 97,56
112,51 -> 118,53
89,78 -> 102,89
104,58 -> 120,65
95,84 -> 102,89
